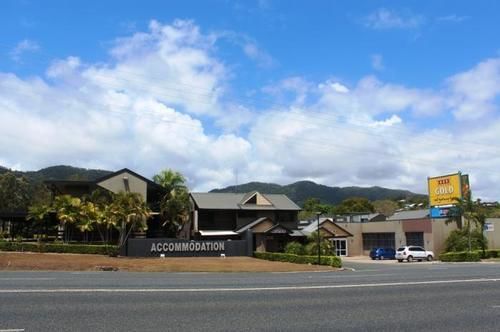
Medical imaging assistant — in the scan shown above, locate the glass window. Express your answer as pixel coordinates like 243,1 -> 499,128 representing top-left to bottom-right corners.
362,233 -> 395,250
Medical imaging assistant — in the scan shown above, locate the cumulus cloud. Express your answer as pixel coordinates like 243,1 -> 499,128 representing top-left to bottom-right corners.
1,20 -> 500,199
364,8 -> 425,29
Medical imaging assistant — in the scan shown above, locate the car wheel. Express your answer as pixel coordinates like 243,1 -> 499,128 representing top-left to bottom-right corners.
380,256 -> 384,260
397,259 -> 403,263
407,255 -> 413,262
427,255 -> 433,262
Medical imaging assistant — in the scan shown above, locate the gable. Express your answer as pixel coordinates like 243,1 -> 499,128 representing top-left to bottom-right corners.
319,220 -> 353,237
241,192 -> 273,206
97,170 -> 147,200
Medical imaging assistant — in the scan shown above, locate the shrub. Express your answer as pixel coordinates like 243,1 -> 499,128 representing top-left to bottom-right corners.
254,252 -> 342,268
444,229 -> 487,252
439,251 -> 481,262
478,249 -> 500,259
0,241 -> 118,256
284,241 -> 305,255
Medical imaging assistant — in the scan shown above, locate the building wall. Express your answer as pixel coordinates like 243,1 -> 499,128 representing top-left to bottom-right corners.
97,171 -> 147,200
336,218 -> 465,256
485,218 -> 500,249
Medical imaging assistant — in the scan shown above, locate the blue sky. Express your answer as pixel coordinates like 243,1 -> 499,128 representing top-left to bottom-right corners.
1,0 -> 499,199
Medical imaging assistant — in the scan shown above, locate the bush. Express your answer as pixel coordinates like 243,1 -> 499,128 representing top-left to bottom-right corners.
445,229 -> 487,252
478,249 -> 500,259
439,251 -> 481,262
254,252 -> 342,268
0,241 -> 118,256
284,241 -> 305,255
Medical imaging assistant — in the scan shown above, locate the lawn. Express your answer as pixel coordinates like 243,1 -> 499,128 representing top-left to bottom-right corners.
0,252 -> 339,272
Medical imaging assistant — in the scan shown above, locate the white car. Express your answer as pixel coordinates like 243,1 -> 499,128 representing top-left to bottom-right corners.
396,246 -> 434,262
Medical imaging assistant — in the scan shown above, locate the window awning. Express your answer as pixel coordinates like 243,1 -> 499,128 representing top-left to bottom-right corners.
198,230 -> 239,236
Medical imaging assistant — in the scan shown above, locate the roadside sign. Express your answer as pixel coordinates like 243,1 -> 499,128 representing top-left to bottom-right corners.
484,223 -> 494,232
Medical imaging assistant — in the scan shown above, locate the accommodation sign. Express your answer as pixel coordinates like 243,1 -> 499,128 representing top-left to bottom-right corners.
150,241 -> 225,254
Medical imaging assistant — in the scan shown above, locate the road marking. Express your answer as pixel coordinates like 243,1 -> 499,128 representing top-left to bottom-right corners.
0,329 -> 25,332
0,278 -> 498,294
0,278 -> 55,281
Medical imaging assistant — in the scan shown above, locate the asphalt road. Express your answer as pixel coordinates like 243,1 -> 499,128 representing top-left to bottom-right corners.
1,261 -> 499,331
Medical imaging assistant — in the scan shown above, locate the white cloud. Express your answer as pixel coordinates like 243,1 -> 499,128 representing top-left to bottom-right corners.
364,8 -> 425,29
10,39 -> 40,62
1,20 -> 500,200
446,57 -> 500,120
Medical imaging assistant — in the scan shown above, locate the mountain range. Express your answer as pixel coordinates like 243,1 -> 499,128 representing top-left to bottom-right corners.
1,165 -> 427,206
211,181 -> 427,206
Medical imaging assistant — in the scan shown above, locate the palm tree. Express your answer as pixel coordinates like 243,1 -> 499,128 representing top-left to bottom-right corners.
153,169 -> 190,237
107,191 -> 151,249
153,169 -> 187,195
53,195 -> 82,242
27,203 -> 53,240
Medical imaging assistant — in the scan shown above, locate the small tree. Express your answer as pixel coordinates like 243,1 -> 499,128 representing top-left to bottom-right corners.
305,231 -> 333,256
284,241 -> 305,255
106,191 -> 151,249
153,169 -> 190,237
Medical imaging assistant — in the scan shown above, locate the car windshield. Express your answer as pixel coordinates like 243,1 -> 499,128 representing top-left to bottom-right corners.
397,247 -> 405,251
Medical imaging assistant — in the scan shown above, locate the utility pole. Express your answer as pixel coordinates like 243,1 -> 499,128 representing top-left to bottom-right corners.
316,212 -> 321,265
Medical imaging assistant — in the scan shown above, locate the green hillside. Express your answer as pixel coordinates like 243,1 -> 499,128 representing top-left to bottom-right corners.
210,180 -> 427,206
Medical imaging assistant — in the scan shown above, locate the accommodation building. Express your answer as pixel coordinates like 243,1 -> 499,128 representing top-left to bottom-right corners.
189,191 -> 301,252
45,168 -> 166,238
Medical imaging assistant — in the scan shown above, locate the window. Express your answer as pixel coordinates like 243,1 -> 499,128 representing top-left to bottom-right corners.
362,233 -> 395,250
406,232 -> 424,247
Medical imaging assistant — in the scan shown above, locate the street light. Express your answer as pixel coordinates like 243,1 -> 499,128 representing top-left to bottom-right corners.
316,212 -> 321,265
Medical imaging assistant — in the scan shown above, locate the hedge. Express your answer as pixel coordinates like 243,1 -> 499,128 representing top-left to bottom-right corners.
0,241 -> 119,256
254,252 -> 342,268
439,251 -> 481,262
479,249 -> 500,259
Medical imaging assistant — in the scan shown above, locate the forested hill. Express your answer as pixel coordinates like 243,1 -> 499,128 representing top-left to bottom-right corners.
0,165 -> 112,182
210,181 -> 427,206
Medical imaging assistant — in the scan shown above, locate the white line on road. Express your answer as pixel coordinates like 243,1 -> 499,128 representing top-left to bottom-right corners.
0,329 -> 25,332
0,278 -> 55,281
0,278 -> 498,294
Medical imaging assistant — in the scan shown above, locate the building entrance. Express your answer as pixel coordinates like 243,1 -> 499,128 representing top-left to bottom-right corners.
332,238 -> 348,256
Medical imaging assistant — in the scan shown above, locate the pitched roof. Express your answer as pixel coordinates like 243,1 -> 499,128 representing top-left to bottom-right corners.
190,192 -> 301,211
95,168 -> 162,189
387,209 -> 430,221
235,217 -> 269,233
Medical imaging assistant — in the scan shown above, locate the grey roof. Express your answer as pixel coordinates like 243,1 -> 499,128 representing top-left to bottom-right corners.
235,217 -> 269,233
301,218 -> 333,234
190,192 -> 301,211
387,209 -> 429,221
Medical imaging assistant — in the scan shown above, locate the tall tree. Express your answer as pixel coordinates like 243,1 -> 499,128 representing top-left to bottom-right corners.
153,169 -> 190,236
0,172 -> 31,211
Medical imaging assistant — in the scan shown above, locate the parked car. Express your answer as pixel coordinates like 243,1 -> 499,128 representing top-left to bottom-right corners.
369,248 -> 396,260
396,246 -> 434,262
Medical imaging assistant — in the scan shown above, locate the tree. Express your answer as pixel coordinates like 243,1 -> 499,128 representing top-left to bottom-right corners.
106,191 -> 151,249
82,189 -> 113,244
153,169 -> 190,237
446,197 -> 490,255
334,197 -> 375,214
372,200 -> 398,216
305,231 -> 333,256
53,195 -> 82,242
0,172 -> 31,211
299,197 -> 334,220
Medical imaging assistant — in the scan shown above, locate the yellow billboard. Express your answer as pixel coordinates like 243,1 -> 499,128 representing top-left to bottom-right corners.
428,173 -> 462,206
